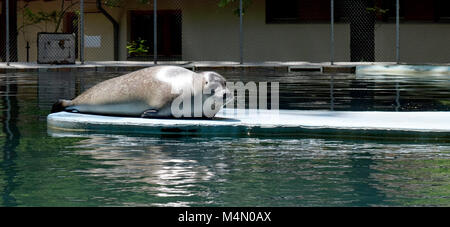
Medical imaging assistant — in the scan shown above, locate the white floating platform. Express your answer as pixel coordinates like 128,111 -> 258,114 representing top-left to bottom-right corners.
47,109 -> 450,138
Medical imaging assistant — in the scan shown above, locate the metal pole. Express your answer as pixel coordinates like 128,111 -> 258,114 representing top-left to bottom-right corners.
154,0 -> 158,64
330,0 -> 334,65
395,0 -> 400,63
80,0 -> 85,64
239,0 -> 243,64
6,0 -> 10,66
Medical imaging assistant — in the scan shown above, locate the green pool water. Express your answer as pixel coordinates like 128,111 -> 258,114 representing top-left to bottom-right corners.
0,70 -> 449,206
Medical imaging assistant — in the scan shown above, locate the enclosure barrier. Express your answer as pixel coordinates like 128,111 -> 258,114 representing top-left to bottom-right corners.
80,0 -> 84,64
1,0 -> 449,64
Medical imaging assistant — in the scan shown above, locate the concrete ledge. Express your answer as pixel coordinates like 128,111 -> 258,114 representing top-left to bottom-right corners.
1,61 -> 449,75
0,61 -> 292,73
194,65 -> 289,73
288,65 -> 322,72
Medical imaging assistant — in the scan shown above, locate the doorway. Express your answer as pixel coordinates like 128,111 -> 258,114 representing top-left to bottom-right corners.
129,10 -> 182,60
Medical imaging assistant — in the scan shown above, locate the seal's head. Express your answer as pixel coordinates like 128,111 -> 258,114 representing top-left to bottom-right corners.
200,71 -> 233,107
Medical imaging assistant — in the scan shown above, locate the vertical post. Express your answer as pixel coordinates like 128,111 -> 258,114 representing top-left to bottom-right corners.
395,0 -> 400,63
80,0 -> 85,64
6,0 -> 10,66
154,0 -> 158,64
330,0 -> 334,65
239,0 -> 243,65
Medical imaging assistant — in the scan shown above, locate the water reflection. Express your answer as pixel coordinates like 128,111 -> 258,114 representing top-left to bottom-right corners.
330,74 -> 334,111
0,75 -> 20,206
51,132 -> 215,206
37,71 -> 122,109
395,82 -> 401,111
47,130 -> 450,206
38,72 -> 78,110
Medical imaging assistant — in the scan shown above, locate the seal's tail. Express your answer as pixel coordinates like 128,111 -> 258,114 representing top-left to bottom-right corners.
51,99 -> 73,113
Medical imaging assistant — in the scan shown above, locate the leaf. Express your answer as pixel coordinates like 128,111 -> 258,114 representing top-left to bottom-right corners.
218,0 -> 235,8
126,38 -> 150,56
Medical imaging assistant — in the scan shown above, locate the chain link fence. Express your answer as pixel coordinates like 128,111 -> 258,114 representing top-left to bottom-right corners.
334,0 -> 398,62
83,0 -> 115,61
1,0 -> 449,64
1,0 -> 80,63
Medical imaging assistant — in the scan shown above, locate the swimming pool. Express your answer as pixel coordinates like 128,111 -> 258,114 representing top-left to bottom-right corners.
0,70 -> 449,206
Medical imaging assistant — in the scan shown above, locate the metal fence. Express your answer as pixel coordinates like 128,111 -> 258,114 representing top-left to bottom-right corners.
1,0 -> 81,64
1,0 -> 449,64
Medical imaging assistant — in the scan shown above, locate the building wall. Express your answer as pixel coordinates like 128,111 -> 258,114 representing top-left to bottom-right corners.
400,23 -> 450,63
83,12 -> 115,61
373,23 -> 450,63
12,0 -> 450,63
398,24 -> 450,63
17,1 -> 60,62
181,0 -> 450,63
180,0 -> 240,61
16,0 -> 119,62
181,0 -> 350,62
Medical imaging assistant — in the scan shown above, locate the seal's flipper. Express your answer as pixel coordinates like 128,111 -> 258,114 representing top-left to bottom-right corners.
65,106 -> 79,113
141,109 -> 159,118
51,99 -> 73,113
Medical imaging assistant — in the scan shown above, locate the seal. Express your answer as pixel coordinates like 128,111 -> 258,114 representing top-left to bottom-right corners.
51,66 -> 233,118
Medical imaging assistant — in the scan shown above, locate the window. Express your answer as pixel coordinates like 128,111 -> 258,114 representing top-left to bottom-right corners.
266,0 -> 330,23
375,0 -> 450,22
266,0 -> 450,24
435,0 -> 450,21
403,0 -> 434,21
